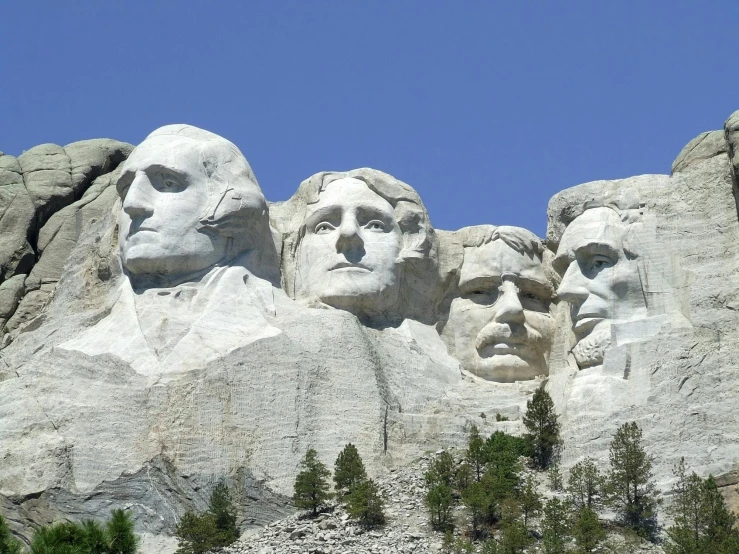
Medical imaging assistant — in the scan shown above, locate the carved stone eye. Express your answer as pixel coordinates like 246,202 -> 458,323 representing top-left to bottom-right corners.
366,220 -> 385,232
315,222 -> 334,234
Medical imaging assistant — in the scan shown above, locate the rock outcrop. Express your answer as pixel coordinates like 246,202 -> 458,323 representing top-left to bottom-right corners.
2,114 -> 739,552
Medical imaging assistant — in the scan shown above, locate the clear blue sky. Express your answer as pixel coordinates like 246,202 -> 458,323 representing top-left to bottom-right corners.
2,1 -> 738,237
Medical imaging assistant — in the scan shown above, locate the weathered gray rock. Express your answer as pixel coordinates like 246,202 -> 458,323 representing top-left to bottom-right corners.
0,139 -> 132,337
2,115 -> 739,553
546,134 -> 739,495
671,129 -> 727,174
0,154 -> 35,281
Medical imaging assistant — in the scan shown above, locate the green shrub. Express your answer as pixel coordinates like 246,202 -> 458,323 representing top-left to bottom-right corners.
0,514 -> 23,554
29,510 -> 138,554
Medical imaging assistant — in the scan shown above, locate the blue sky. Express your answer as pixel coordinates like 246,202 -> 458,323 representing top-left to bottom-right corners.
2,1 -> 738,237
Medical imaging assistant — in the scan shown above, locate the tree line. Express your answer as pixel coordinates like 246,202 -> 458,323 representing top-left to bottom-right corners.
423,389 -> 739,554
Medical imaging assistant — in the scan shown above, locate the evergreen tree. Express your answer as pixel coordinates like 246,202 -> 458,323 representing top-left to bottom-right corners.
466,424 -> 487,482
606,422 -> 658,539
175,512 -> 219,554
293,448 -> 333,516
30,521 -> 88,554
455,461 -> 474,492
541,498 -> 571,554
443,532 -> 474,553
105,509 -> 138,554
461,480 -> 491,539
81,520 -> 107,554
207,481 -> 239,545
426,450 -> 456,489
522,388 -> 560,469
518,475 -> 541,528
484,432 -> 524,503
175,481 -> 239,554
425,483 -> 454,530
425,450 -> 456,530
571,507 -> 605,553
567,457 -> 603,511
547,449 -> 564,492
345,478 -> 386,527
498,520 -> 532,554
666,458 -> 739,554
0,514 -> 22,554
334,443 -> 367,494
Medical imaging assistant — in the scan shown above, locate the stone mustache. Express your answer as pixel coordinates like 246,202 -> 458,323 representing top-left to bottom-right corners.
57,122 -> 683,382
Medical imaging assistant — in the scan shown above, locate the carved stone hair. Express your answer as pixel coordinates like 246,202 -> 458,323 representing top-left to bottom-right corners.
296,168 -> 434,263
456,224 -> 558,289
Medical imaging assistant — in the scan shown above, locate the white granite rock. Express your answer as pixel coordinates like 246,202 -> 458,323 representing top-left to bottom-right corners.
2,115 -> 739,552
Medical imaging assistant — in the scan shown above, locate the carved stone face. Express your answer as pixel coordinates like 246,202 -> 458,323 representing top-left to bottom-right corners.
117,136 -> 230,279
554,207 -> 647,368
298,177 -> 403,316
448,239 -> 553,382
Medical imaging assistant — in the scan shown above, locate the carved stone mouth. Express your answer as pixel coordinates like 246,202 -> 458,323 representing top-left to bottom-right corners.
573,316 -> 605,337
329,262 -> 371,272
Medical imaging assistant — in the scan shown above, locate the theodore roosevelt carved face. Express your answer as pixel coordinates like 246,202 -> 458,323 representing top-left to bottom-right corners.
447,226 -> 554,382
291,170 -> 433,322
116,125 -> 270,282
554,206 -> 647,369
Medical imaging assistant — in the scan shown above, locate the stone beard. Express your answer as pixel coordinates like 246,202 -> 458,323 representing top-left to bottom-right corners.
296,177 -> 403,318
446,227 -> 554,382
554,206 -> 647,369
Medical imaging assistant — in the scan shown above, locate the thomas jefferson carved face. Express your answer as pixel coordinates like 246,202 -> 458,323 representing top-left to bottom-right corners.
554,207 -> 647,368
298,177 -> 403,316
448,231 -> 553,382
117,135 -> 231,279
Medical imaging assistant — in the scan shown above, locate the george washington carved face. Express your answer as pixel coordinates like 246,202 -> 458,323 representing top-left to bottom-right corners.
116,125 -> 269,282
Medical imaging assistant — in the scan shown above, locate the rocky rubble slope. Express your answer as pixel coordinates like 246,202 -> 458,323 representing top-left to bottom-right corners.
216,455 -> 664,554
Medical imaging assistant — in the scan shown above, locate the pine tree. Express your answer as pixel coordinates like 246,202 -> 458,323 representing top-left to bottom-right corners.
548,449 -> 564,492
425,483 -> 454,530
666,458 -> 739,554
541,498 -> 571,554
522,388 -> 560,470
293,448 -> 333,517
567,457 -> 603,511
571,506 -> 605,553
345,478 -> 386,527
208,481 -> 239,545
606,422 -> 658,539
518,475 -> 542,528
0,514 -> 22,554
105,509 -> 138,554
461,480 -> 492,539
466,424 -> 487,481
498,520 -> 532,554
484,432 -> 524,503
334,443 -> 367,495
175,512 -> 220,554
425,451 -> 456,530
